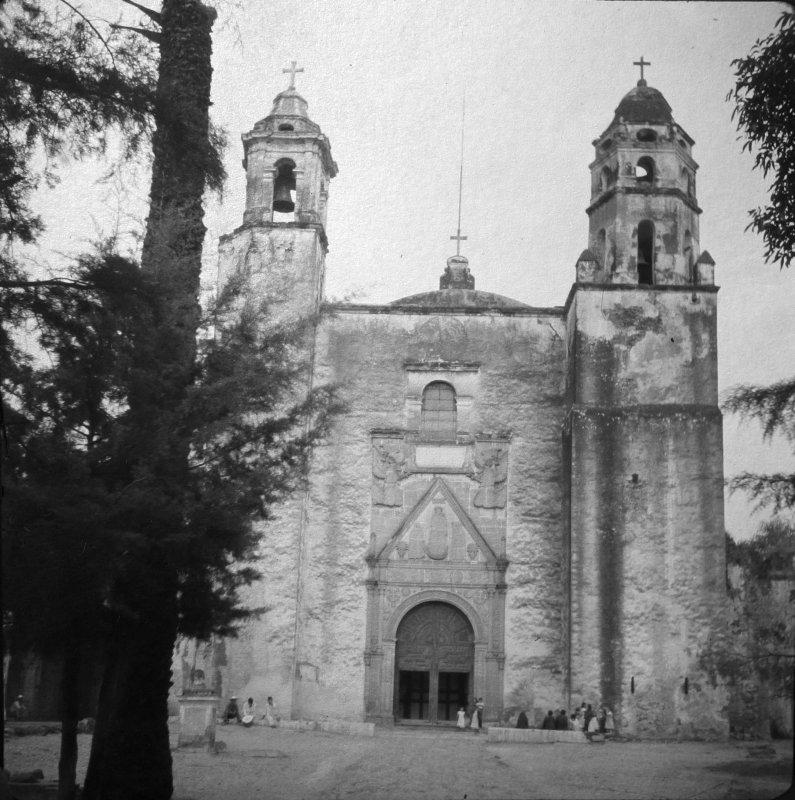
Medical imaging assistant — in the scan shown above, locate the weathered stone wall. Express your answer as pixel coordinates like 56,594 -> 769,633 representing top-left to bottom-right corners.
202,223 -> 328,716
588,192 -> 701,285
217,224 -> 326,323
567,285 -> 729,740
283,307 -> 568,721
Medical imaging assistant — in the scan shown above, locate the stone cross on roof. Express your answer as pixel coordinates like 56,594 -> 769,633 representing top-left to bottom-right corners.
633,56 -> 651,84
282,60 -> 304,90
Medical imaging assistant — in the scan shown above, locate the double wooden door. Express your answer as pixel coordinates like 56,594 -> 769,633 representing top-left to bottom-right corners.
395,602 -> 473,724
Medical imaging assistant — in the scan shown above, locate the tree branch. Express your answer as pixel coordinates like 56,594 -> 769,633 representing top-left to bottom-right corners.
57,0 -> 117,66
119,0 -> 163,25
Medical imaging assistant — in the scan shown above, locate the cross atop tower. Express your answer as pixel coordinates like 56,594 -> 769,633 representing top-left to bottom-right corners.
282,60 -> 304,90
633,56 -> 651,84
450,229 -> 467,257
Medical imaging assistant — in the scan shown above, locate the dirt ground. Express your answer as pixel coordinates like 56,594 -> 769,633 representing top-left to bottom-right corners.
4,721 -> 793,800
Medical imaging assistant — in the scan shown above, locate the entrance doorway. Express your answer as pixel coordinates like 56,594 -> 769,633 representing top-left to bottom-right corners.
395,602 -> 473,724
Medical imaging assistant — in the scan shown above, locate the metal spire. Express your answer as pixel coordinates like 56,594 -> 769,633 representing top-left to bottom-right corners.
450,92 -> 467,256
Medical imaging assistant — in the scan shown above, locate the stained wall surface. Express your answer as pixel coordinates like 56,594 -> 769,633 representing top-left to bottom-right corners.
566,285 -> 729,739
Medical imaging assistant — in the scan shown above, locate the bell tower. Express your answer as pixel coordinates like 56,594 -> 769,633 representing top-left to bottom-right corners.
566,62 -> 729,740
579,57 -> 713,286
217,64 -> 337,322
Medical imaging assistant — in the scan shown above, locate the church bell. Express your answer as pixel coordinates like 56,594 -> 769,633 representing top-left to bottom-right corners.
273,173 -> 296,213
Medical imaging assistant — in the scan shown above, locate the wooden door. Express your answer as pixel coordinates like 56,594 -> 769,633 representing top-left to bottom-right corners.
395,602 -> 473,723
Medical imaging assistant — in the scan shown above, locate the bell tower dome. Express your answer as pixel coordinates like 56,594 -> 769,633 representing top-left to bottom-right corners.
581,61 -> 712,286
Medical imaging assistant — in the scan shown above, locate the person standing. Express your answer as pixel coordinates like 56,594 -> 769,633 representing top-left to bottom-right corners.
605,708 -> 615,736
583,703 -> 594,732
475,697 -> 485,733
587,712 -> 600,740
456,706 -> 467,730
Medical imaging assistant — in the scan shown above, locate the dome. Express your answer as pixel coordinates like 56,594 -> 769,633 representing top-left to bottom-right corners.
389,288 -> 530,310
612,80 -> 673,126
270,87 -> 309,118
248,87 -> 321,137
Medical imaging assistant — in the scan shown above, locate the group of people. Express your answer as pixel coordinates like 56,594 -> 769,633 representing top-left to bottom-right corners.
522,703 -> 615,737
222,695 -> 279,728
456,698 -> 485,733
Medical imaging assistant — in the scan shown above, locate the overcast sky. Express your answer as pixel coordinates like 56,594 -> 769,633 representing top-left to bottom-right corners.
30,0 -> 795,540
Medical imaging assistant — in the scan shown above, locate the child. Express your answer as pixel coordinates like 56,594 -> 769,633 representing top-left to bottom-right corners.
457,706 -> 467,729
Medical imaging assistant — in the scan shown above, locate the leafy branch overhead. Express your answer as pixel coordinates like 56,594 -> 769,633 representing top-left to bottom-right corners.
728,10 -> 795,269
0,1 -> 158,243
723,378 -> 795,512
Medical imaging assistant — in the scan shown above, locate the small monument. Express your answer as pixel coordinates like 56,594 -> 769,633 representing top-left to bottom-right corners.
177,667 -> 221,750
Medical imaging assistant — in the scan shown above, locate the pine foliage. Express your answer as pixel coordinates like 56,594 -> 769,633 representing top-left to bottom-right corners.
723,379 -> 795,511
728,10 -> 795,269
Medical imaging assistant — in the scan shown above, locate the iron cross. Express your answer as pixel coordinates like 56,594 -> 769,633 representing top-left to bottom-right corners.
633,56 -> 650,82
283,60 -> 304,90
450,230 -> 467,256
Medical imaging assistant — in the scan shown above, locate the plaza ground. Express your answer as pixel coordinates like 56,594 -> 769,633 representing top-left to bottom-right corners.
4,720 -> 793,800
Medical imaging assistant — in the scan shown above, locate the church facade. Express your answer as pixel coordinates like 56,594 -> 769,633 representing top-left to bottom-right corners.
207,74 -> 730,739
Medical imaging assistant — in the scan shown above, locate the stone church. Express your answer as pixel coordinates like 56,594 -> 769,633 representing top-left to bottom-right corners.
197,70 -> 730,739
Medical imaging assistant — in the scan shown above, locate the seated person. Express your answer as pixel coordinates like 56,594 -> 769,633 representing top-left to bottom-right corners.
9,695 -> 27,721
515,710 -> 529,729
223,696 -> 241,724
241,697 -> 256,726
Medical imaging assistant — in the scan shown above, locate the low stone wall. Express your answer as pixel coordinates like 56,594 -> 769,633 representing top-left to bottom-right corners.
487,727 -> 587,744
278,719 -> 375,737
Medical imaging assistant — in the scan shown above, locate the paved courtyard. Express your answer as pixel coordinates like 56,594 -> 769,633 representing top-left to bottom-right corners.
4,722 -> 792,799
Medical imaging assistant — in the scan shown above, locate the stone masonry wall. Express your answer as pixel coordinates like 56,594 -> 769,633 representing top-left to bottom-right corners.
288,307 -> 568,721
567,286 -> 729,740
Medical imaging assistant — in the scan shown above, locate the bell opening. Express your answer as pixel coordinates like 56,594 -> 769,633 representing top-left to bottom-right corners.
273,160 -> 297,217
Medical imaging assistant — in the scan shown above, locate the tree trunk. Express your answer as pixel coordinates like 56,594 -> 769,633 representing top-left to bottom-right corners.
57,645 -> 81,800
83,1 -> 217,797
82,586 -> 178,799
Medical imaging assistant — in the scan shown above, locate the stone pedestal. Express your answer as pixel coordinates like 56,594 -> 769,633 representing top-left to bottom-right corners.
177,691 -> 220,749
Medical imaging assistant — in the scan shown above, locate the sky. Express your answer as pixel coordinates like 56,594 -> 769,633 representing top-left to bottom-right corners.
28,0 -> 795,540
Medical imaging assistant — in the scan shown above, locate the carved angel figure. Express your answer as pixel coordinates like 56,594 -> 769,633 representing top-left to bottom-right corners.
473,447 -> 508,508
372,443 -> 406,507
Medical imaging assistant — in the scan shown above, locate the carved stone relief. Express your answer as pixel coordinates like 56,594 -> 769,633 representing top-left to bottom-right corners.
472,445 -> 508,508
372,441 -> 407,507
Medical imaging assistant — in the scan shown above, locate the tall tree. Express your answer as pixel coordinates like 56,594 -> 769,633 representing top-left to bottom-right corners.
1,1 -> 156,788
2,252 -> 151,800
81,2 -> 220,796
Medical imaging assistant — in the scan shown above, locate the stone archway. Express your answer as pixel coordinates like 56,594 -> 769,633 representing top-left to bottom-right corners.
394,602 -> 473,724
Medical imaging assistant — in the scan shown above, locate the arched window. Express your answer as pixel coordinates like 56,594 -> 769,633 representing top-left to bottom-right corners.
637,220 -> 655,285
272,159 -> 296,221
683,229 -> 694,283
599,166 -> 611,193
635,156 -> 655,185
420,382 -> 457,441
597,229 -> 606,267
